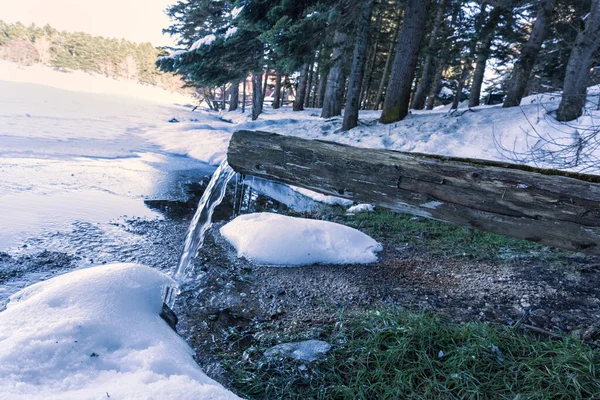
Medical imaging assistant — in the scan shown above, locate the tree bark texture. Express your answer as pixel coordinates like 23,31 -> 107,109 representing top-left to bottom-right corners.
228,131 -> 600,255
380,0 -> 432,123
294,62 -> 310,111
321,31 -> 350,118
251,70 -> 263,120
229,80 -> 239,111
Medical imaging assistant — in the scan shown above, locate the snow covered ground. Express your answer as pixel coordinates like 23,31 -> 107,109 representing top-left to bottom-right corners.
0,263 -> 239,399
220,212 -> 382,266
143,87 -> 600,176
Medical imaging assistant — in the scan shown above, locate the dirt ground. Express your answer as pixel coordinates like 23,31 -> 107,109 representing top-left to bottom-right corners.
170,215 -> 600,384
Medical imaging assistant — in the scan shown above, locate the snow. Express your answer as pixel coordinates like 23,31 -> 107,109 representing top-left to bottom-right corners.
190,34 -> 217,50
0,60 -> 192,105
141,93 -> 600,175
231,6 -> 244,19
0,263 -> 239,400
220,213 -> 382,266
347,204 -> 375,214
225,27 -> 238,39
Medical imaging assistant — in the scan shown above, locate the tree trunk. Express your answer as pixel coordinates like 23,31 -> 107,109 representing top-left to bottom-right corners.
451,63 -> 470,110
304,61 -> 314,108
411,0 -> 447,110
229,81 -> 239,111
321,31 -> 350,118
273,71 -> 282,109
222,84 -> 227,110
242,76 -> 247,113
202,87 -> 214,111
228,131 -> 600,255
261,69 -> 269,104
556,0 -> 600,122
503,0 -> 555,108
374,22 -> 400,111
317,71 -> 327,108
380,0 -> 431,124
468,48 -> 491,108
426,61 -> 444,110
360,12 -> 382,109
251,70 -> 263,120
294,63 -> 310,111
469,7 -> 503,108
343,1 -> 375,131
311,62 -> 321,108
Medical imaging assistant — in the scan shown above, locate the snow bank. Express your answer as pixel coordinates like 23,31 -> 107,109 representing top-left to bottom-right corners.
220,213 -> 382,266
0,264 -> 239,400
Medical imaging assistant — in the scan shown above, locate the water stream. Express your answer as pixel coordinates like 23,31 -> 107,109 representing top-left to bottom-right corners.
164,159 -> 236,306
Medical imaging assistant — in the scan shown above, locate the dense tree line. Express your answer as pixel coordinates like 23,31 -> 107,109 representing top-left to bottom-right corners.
159,0 -> 598,124
0,20 -> 186,92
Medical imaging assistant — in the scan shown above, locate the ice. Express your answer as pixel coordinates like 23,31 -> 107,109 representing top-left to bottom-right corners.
289,186 -> 353,206
220,212 -> 382,266
0,263 -> 239,400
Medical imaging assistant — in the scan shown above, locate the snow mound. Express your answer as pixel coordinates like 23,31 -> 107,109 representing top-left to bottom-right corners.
220,213 -> 382,266
347,204 -> 374,214
0,263 -> 239,400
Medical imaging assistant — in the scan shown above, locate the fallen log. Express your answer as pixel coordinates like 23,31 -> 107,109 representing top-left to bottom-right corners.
227,130 -> 600,255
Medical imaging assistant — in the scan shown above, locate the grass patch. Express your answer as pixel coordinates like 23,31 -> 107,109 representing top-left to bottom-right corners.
344,209 -> 557,260
225,309 -> 600,399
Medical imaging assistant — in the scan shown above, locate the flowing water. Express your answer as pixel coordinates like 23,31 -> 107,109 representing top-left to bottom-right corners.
165,159 -> 236,305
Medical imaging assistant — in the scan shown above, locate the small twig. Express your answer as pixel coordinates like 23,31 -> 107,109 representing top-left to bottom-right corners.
520,323 -> 563,339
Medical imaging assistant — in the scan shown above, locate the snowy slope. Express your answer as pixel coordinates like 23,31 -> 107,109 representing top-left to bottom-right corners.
0,263 -> 239,400
142,92 -> 600,175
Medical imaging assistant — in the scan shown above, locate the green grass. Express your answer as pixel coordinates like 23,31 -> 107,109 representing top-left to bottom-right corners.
224,310 -> 600,400
344,209 -> 558,260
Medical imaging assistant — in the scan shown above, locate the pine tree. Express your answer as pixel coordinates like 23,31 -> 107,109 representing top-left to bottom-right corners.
380,0 -> 432,123
503,0 -> 555,107
342,1 -> 374,131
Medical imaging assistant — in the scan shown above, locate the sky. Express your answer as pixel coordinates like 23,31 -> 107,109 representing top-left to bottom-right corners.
1,0 -> 178,46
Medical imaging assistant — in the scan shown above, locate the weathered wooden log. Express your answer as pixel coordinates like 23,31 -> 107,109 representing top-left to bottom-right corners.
227,130 -> 600,255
